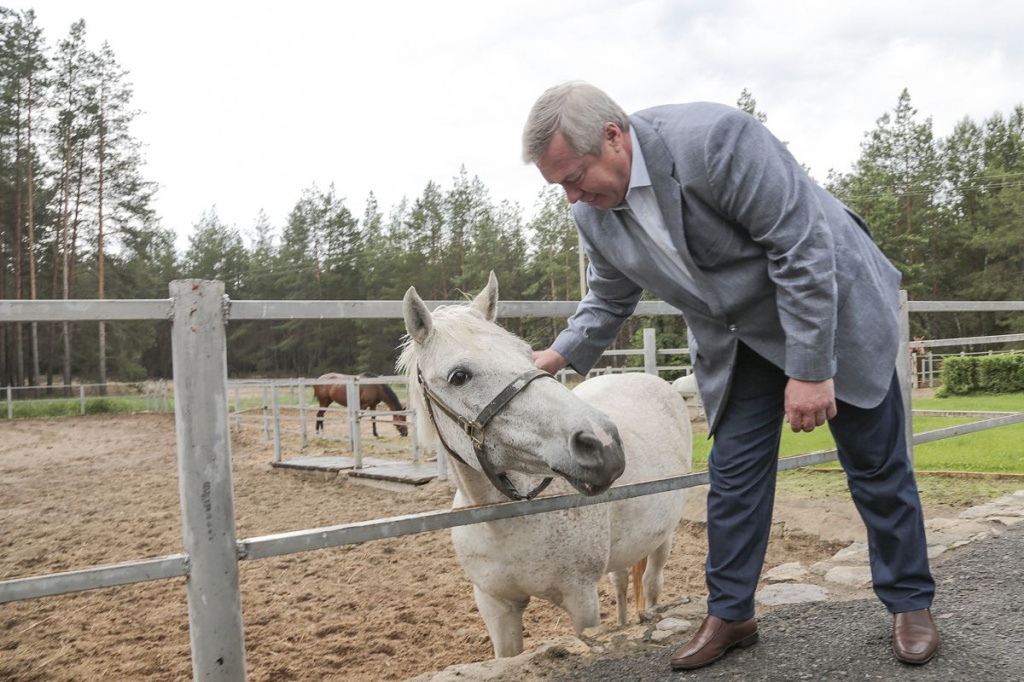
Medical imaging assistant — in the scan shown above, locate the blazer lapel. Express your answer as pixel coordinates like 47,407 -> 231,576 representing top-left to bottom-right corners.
630,116 -> 724,317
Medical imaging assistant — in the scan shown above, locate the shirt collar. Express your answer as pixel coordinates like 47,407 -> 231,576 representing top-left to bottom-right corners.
612,126 -> 651,211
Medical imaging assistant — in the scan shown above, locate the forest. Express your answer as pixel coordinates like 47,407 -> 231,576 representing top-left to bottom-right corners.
1,9 -> 1023,387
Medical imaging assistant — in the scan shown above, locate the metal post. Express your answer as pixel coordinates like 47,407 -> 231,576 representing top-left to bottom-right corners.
261,382 -> 270,441
168,280 -> 247,681
410,407 -> 421,463
6,386 -> 11,420
79,385 -> 86,415
272,382 -> 282,464
643,328 -> 658,376
897,290 -> 914,465
578,232 -> 588,297
347,379 -> 362,469
298,378 -> 308,447
436,445 -> 449,482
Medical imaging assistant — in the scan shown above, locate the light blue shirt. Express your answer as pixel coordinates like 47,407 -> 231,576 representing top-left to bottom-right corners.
613,127 -> 698,294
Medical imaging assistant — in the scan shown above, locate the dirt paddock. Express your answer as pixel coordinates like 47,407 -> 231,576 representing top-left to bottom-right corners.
1,413 -> 847,681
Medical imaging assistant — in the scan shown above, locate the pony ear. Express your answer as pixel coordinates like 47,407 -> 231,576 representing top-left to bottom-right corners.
403,285 -> 433,344
471,271 -> 499,322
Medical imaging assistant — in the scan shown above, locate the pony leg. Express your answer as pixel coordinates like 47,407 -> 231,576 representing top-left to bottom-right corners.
642,537 -> 673,610
561,586 -> 602,635
473,586 -> 528,658
315,409 -> 326,432
608,569 -> 630,627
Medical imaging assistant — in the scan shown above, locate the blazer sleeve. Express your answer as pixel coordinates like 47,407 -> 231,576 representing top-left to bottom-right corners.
551,221 -> 644,375
703,109 -> 838,381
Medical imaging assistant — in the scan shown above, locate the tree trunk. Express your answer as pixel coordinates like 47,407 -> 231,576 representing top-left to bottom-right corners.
13,92 -> 25,388
98,87 -> 107,395
26,76 -> 41,388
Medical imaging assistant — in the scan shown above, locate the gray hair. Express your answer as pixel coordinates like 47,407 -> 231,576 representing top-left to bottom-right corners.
521,81 -> 630,163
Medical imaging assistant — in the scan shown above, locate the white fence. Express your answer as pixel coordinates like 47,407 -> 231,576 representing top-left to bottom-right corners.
2,380 -> 171,418
239,375 -> 422,466
1,283 -> 1023,681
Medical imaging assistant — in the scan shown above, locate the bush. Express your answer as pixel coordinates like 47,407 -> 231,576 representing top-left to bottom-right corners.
939,353 -> 1024,396
938,356 -> 977,396
977,354 -> 1024,393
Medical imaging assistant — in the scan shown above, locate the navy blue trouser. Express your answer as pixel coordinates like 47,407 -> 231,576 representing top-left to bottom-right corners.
705,343 -> 935,620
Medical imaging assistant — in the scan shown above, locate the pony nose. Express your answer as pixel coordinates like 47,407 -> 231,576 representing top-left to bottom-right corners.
569,428 -> 626,483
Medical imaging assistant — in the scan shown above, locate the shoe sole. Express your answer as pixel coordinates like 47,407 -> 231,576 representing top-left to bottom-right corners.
893,643 -> 938,665
670,631 -> 759,671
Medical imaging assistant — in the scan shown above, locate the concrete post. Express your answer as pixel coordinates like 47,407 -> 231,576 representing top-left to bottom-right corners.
298,378 -> 308,447
643,328 -> 658,375
169,280 -> 247,681
347,379 -> 362,468
897,290 -> 914,465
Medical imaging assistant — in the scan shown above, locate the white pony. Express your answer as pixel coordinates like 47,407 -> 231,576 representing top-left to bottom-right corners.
399,272 -> 692,658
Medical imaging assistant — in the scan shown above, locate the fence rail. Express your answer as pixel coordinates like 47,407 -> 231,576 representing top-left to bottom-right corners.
1,286 -> 1022,682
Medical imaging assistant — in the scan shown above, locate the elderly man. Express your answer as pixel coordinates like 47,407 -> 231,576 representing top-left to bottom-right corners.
522,81 -> 938,670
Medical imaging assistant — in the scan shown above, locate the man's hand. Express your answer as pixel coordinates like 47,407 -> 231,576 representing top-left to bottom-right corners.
533,348 -> 568,375
784,378 -> 837,433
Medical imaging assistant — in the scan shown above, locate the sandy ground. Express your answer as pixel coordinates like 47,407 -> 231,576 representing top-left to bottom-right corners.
2,413 -> 859,682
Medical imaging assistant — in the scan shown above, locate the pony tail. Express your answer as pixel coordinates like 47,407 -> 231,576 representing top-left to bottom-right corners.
632,557 -> 648,615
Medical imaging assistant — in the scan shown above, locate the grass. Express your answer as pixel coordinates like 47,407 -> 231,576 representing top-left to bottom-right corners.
3,395 -> 157,419
691,392 -> 1024,474
774,469 -> 1024,509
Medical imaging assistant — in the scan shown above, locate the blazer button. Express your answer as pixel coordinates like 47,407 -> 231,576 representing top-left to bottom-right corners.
728,324 -> 738,332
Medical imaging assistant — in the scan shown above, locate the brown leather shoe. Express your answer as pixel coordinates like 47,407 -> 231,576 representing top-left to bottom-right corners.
670,615 -> 758,670
892,608 -> 939,664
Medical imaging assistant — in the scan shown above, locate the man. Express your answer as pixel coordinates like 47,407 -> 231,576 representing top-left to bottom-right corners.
522,81 -> 938,670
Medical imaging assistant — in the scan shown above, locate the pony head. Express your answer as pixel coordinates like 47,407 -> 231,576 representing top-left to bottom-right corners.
398,272 -> 626,496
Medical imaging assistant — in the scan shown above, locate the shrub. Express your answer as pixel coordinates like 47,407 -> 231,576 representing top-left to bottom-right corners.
939,356 -> 978,396
939,353 -> 1024,396
977,354 -> 1024,393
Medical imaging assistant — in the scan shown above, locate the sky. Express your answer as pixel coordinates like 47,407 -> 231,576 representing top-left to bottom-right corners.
26,0 -> 1024,253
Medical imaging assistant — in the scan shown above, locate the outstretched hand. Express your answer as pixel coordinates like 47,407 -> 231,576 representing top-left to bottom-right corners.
784,378 -> 837,433
533,348 -> 568,375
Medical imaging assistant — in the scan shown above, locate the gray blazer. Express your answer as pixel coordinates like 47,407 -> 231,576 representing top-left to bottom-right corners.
550,103 -> 902,433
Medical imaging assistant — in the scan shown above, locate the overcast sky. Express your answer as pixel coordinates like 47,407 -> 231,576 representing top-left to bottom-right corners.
28,0 -> 1024,252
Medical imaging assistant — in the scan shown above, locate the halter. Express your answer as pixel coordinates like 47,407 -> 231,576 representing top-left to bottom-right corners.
417,367 -> 555,501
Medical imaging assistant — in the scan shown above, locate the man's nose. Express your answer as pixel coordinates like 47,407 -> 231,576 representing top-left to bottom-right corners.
564,185 -> 583,204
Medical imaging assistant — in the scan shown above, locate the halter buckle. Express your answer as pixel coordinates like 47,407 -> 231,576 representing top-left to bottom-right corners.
458,416 -> 485,447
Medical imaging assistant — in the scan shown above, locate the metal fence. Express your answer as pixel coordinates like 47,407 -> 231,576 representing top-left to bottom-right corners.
1,283 -> 1023,681
2,380 -> 172,419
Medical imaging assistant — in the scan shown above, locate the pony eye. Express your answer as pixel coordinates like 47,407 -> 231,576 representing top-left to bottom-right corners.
448,369 -> 470,387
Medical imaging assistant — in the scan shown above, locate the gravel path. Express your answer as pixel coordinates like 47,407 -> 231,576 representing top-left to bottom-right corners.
553,523 -> 1024,681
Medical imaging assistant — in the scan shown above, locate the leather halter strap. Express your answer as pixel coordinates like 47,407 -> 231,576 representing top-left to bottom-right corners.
417,368 -> 555,501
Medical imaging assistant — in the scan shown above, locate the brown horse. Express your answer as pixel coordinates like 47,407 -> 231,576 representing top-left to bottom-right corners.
312,372 -> 408,437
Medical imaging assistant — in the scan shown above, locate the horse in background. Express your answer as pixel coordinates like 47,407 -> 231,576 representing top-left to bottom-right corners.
312,372 -> 408,437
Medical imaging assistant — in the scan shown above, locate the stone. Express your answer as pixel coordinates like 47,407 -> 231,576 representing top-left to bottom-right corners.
651,629 -> 676,643
925,518 -> 997,546
824,565 -> 873,587
764,562 -> 809,582
656,617 -> 693,632
756,583 -> 829,606
958,497 -> 1024,519
831,542 -> 869,563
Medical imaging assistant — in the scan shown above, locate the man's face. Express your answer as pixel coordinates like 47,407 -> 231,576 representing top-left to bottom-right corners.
536,123 -> 631,210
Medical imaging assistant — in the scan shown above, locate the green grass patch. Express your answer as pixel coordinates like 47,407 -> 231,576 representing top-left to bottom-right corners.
691,392 -> 1024,475
3,395 -> 161,419
774,469 -> 1024,508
